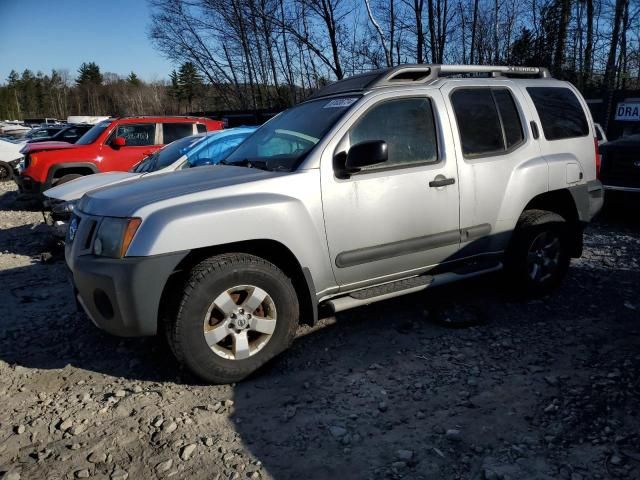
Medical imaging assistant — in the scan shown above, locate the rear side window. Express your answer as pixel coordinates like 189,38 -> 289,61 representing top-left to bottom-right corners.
196,124 -> 207,133
451,88 -> 523,157
349,97 -> 438,169
527,87 -> 589,140
163,123 -> 194,144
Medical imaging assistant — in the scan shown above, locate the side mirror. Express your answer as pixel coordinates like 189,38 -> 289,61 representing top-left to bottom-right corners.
190,157 -> 214,168
334,140 -> 388,178
113,137 -> 126,148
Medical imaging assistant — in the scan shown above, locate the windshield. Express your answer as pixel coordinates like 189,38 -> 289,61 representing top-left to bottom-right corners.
133,135 -> 204,173
223,96 -> 360,171
75,120 -> 111,145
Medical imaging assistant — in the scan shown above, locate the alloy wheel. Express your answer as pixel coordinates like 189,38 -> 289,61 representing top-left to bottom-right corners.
203,285 -> 277,360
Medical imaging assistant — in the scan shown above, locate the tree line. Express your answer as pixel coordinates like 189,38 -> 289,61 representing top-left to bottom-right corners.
1,0 -> 638,121
0,61 -> 206,121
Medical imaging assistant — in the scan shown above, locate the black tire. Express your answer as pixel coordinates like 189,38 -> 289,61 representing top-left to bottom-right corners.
505,209 -> 571,297
167,253 -> 299,384
53,173 -> 83,186
0,162 -> 13,182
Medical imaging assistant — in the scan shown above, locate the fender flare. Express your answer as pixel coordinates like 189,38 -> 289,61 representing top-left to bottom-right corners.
45,162 -> 99,188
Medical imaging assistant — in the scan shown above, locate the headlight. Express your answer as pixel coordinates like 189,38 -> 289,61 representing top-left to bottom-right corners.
51,200 -> 77,214
93,217 -> 142,258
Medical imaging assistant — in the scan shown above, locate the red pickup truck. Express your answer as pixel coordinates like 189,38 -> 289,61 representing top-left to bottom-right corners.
16,116 -> 223,195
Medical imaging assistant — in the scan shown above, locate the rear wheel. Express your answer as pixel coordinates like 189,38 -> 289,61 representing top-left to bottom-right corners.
167,253 -> 299,384
505,209 -> 571,297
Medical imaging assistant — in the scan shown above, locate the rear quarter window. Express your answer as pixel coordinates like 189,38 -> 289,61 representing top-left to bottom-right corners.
163,123 -> 195,144
527,87 -> 589,140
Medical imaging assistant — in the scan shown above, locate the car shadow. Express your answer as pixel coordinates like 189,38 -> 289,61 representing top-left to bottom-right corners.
0,223 -> 62,258
228,261 -> 640,479
0,188 -> 42,212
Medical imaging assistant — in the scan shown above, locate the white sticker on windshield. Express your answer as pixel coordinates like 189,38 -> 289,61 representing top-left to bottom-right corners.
324,98 -> 358,109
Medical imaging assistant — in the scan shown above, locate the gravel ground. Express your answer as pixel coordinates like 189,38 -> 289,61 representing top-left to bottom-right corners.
0,180 -> 639,480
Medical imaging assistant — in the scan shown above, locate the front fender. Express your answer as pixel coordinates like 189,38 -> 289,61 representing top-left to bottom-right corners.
126,190 -> 336,295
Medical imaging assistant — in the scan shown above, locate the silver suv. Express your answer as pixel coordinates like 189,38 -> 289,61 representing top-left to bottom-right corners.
66,65 -> 604,383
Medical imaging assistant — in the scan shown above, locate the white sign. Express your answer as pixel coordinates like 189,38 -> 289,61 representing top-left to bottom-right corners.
324,98 -> 358,109
615,102 -> 640,121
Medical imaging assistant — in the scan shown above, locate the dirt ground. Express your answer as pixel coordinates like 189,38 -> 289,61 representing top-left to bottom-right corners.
0,180 -> 638,480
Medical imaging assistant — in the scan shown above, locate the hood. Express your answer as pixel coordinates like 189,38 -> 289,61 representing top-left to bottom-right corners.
0,140 -> 24,161
43,171 -> 142,202
79,165 -> 286,217
21,141 -> 79,155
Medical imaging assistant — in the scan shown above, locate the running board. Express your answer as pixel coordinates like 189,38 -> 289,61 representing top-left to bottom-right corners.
322,264 -> 502,314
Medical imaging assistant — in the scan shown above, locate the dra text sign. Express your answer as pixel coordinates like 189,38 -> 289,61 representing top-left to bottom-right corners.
615,102 -> 640,122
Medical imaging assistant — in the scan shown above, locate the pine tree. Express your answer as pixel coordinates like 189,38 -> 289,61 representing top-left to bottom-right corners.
168,69 -> 181,111
76,62 -> 103,86
177,62 -> 203,113
127,72 -> 141,86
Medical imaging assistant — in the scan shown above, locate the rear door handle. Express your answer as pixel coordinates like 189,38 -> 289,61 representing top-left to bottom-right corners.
429,177 -> 456,188
530,120 -> 540,139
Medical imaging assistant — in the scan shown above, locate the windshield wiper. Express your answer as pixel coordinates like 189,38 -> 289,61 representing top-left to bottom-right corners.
220,158 -> 270,171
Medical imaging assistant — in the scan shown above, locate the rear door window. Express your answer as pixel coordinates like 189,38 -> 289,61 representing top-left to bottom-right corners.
527,87 -> 589,140
163,123 -> 195,144
451,88 -> 524,157
114,123 -> 156,146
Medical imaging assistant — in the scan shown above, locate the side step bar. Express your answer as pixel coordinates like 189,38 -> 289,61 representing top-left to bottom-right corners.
323,264 -> 502,314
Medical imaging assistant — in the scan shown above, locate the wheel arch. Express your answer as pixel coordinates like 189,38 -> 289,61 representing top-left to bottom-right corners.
521,188 -> 582,257
159,239 -> 318,331
46,162 -> 99,187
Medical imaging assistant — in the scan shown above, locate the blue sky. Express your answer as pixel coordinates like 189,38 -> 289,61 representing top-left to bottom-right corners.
0,0 -> 174,82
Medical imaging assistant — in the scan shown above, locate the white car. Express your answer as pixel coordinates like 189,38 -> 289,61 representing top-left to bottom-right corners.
43,127 -> 257,234
0,138 -> 26,181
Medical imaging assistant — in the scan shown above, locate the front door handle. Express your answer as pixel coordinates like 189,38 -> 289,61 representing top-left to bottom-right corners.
429,176 -> 456,188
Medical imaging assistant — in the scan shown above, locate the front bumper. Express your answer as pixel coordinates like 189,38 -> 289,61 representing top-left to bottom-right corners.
65,212 -> 188,337
67,252 -> 188,336
14,174 -> 43,195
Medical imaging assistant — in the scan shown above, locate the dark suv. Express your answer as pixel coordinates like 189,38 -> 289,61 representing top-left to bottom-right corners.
600,134 -> 640,194
27,124 -> 93,144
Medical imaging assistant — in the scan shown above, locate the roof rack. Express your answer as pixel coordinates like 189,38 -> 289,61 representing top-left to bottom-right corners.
310,64 -> 552,99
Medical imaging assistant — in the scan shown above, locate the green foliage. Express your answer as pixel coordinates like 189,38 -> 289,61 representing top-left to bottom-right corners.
127,72 -> 142,86
165,63 -> 205,112
76,62 -> 103,86
0,62 -> 183,119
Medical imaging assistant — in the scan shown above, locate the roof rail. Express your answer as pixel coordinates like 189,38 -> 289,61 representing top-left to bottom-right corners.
310,64 -> 552,99
374,64 -> 551,87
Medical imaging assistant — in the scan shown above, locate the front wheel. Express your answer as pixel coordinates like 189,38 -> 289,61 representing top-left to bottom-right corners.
0,161 -> 13,182
505,209 -> 571,297
53,173 -> 83,186
167,253 -> 299,384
